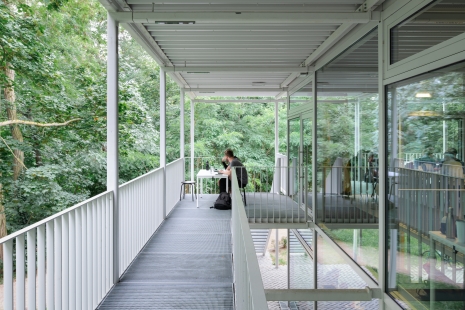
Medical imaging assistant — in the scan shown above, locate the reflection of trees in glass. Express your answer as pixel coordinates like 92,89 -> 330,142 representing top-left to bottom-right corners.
394,71 -> 465,158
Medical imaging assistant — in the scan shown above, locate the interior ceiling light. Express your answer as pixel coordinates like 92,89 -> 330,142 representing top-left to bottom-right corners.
415,92 -> 432,98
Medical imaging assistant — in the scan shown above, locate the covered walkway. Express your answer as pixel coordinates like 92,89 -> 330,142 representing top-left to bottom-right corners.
98,196 -> 233,309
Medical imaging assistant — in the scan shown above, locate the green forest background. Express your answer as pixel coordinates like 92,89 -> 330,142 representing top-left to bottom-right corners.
0,0 -> 286,236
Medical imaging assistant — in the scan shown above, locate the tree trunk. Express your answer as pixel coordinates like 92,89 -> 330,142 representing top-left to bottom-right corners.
0,63 -> 24,257
5,64 -> 25,180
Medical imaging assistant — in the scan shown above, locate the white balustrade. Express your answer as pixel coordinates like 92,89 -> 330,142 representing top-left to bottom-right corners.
0,191 -> 113,310
231,169 -> 268,310
166,158 -> 185,215
118,166 -> 164,275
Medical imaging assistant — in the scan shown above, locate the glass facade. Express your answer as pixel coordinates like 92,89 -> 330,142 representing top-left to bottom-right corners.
386,61 -> 465,309
390,0 -> 465,64
314,29 -> 380,281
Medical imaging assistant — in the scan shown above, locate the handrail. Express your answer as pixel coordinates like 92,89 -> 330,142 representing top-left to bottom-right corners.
0,190 -> 112,244
231,168 -> 268,310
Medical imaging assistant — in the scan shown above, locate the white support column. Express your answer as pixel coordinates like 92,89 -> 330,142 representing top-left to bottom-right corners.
378,23 -> 386,310
311,72 -> 318,310
180,89 -> 185,159
275,100 -> 279,157
160,68 -> 167,219
107,12 -> 119,284
190,100 -> 195,181
273,100 -> 280,193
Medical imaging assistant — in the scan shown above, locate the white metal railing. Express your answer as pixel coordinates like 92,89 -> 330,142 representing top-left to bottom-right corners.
231,169 -> 268,310
404,152 -> 442,162
118,166 -> 164,275
166,158 -> 185,215
0,191 -> 113,310
0,158 -> 186,309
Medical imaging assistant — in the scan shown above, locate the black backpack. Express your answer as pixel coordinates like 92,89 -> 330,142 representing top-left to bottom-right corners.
211,192 -> 232,210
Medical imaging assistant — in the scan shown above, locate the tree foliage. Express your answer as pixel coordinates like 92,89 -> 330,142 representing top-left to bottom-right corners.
0,0 -> 282,233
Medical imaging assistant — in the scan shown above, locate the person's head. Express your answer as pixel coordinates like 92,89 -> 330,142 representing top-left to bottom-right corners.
446,148 -> 458,156
224,148 -> 234,161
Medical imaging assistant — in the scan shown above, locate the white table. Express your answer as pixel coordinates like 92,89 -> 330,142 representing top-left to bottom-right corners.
196,169 -> 228,208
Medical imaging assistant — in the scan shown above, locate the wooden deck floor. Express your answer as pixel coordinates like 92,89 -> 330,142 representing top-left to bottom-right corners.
98,195 -> 233,309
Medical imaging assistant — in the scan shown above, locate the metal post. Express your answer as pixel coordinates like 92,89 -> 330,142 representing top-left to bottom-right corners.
378,23 -> 386,310
275,100 -> 279,159
275,229 -> 279,269
180,89 -> 185,159
190,99 -> 195,181
107,12 -> 119,284
160,68 -> 166,219
311,72 -> 318,310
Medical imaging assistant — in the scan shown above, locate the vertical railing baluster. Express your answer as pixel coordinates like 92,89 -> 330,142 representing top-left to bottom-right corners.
54,217 -> 62,309
92,201 -> 98,308
82,206 -> 88,309
37,224 -> 46,310
76,208 -> 82,310
16,234 -> 25,310
27,229 -> 37,310
69,211 -> 76,310
87,203 -> 93,310
46,221 -> 55,310
97,197 -> 103,301
62,211 -> 69,308
3,239 -> 13,310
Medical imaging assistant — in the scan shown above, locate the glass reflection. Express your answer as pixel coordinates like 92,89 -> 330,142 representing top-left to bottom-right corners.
315,28 -> 380,281
387,61 -> 465,309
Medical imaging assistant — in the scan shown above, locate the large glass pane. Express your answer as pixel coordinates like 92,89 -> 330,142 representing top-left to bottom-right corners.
390,0 -> 465,64
316,28 -> 380,281
387,61 -> 465,309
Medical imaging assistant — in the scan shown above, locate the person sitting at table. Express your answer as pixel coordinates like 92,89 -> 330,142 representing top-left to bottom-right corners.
219,148 -> 248,193
439,148 -> 465,174
441,150 -> 463,177
414,148 -> 436,171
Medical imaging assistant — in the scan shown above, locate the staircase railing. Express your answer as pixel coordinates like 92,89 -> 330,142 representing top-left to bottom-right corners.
231,169 -> 268,310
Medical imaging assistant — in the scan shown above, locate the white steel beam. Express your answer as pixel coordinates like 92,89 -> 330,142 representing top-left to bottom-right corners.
193,99 -> 280,103
107,12 -> 120,284
184,88 -> 282,92
264,288 -> 381,301
160,68 -> 167,219
164,66 -> 309,73
111,12 -> 373,24
190,99 -> 194,181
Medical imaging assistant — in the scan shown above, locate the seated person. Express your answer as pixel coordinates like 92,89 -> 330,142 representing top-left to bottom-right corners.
442,150 -> 464,177
439,148 -> 465,174
414,148 -> 436,171
219,148 -> 248,192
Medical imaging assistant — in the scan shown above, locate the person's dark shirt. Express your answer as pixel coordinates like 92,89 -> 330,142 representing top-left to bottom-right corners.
229,157 -> 248,186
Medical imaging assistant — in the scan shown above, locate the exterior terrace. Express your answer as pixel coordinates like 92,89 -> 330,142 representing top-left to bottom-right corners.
1,0 -> 465,309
